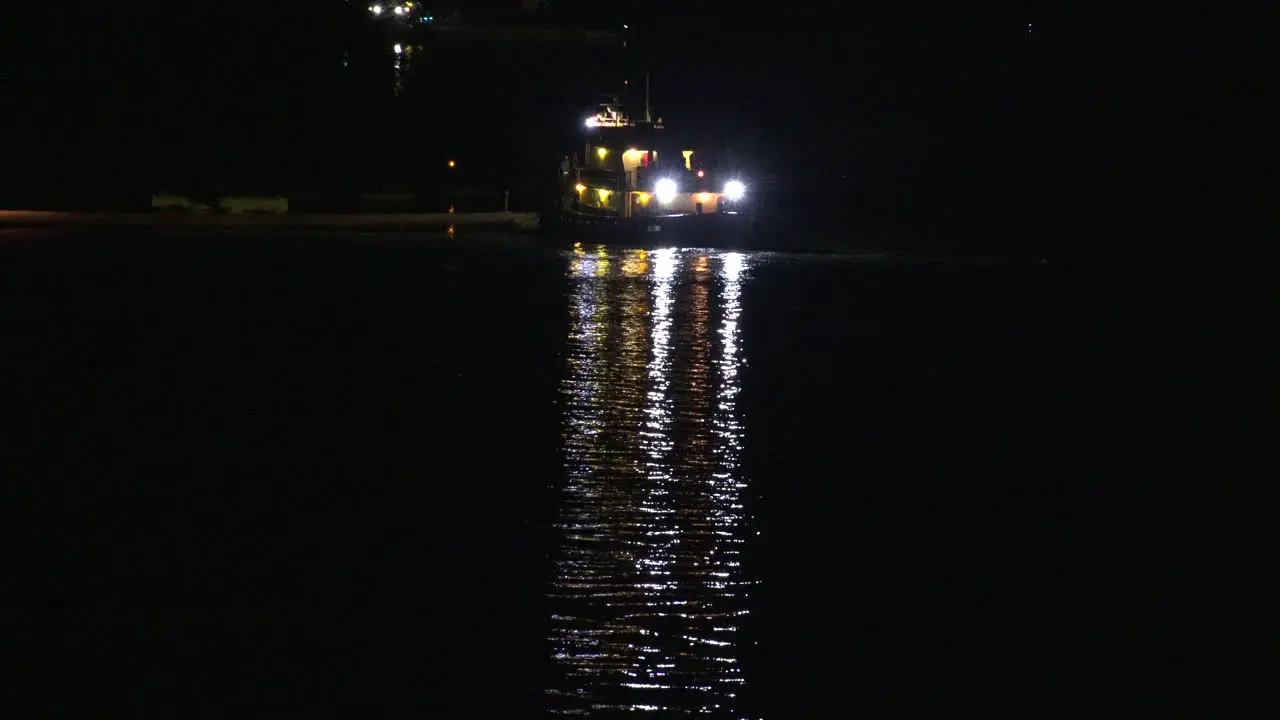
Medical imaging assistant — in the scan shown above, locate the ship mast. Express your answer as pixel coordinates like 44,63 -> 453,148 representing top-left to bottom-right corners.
644,71 -> 651,124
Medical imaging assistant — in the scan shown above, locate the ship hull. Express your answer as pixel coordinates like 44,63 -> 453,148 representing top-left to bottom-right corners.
544,211 -> 757,249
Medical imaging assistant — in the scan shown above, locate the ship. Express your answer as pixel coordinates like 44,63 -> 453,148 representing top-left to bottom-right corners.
542,83 -> 755,248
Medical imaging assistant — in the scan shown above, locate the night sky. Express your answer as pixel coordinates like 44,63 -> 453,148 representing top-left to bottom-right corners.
4,2 -> 1260,243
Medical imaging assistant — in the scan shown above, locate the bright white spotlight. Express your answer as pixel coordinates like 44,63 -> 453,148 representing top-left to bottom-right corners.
655,177 -> 678,205
723,180 -> 746,201
371,4 -> 383,14
393,43 -> 402,54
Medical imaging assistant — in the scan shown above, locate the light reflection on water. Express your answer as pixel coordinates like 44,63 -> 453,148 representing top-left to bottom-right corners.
549,247 -> 760,718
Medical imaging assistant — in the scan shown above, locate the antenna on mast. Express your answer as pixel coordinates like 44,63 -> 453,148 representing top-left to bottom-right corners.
644,71 -> 652,123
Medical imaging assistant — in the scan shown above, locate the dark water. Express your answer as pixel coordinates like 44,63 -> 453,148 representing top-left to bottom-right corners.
3,236 -> 1272,715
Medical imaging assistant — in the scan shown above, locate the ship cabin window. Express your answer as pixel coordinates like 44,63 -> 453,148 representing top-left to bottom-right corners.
681,150 -> 694,171
591,145 -> 631,171
579,185 -> 617,212
590,144 -> 658,172
621,148 -> 652,172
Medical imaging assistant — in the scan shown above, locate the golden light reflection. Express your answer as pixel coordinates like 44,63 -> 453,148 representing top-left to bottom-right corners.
551,248 -> 759,717
621,248 -> 650,276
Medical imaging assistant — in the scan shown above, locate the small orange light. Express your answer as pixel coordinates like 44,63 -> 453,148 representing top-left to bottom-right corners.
447,160 -> 456,168
574,183 -> 587,192
697,169 -> 705,178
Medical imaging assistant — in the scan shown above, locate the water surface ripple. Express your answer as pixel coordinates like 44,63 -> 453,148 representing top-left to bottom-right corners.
548,247 -> 760,718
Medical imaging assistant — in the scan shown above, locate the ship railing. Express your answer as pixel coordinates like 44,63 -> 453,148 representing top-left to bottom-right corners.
575,170 -> 623,190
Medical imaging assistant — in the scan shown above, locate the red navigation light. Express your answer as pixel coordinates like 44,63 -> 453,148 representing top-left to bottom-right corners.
696,169 -> 705,178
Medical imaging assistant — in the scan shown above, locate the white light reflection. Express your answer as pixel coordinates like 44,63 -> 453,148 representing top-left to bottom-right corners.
549,248 -> 760,718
